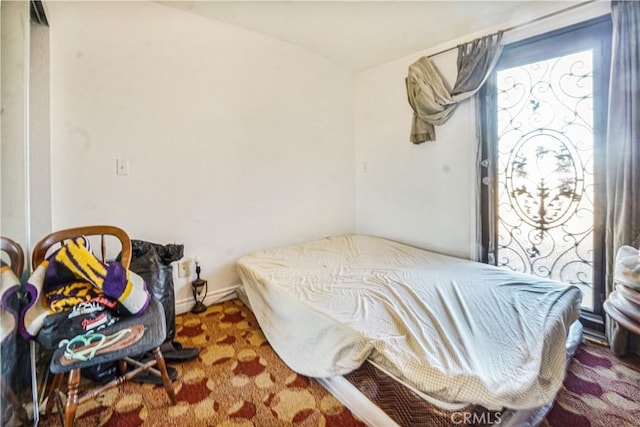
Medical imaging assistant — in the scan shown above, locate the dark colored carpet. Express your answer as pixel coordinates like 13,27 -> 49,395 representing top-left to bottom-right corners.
38,299 -> 640,426
542,340 -> 640,427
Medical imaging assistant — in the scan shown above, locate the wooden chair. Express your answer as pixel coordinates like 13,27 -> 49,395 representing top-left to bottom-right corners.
1,236 -> 24,276
0,236 -> 29,425
32,225 -> 176,426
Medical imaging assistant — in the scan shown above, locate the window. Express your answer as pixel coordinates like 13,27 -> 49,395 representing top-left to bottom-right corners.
480,17 -> 611,330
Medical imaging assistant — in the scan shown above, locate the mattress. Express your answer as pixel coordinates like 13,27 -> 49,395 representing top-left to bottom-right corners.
240,284 -> 583,426
337,320 -> 583,427
236,235 -> 582,410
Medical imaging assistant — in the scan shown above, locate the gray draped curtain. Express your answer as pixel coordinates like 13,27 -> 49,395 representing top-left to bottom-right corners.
406,32 -> 503,144
605,0 -> 640,355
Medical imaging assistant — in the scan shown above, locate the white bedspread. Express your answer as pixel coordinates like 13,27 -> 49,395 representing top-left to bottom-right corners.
236,235 -> 582,410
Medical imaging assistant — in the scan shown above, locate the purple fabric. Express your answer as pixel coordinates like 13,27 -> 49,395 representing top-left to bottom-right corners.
43,258 -> 103,312
1,283 -> 20,344
102,262 -> 151,315
102,262 -> 129,298
45,252 -> 79,285
21,235 -> 152,342
19,283 -> 39,340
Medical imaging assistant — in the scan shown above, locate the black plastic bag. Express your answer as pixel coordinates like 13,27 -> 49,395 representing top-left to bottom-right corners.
128,240 -> 183,343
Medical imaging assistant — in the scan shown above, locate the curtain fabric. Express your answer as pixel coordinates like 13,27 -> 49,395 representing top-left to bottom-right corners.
406,32 -> 503,144
605,0 -> 640,355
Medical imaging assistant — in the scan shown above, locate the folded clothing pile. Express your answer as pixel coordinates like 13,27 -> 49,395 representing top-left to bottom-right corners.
615,245 -> 640,291
604,245 -> 640,337
21,236 -> 151,341
0,263 -> 21,345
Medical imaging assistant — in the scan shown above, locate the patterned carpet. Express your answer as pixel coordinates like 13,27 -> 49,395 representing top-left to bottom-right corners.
542,340 -> 640,427
37,298 -> 640,427
39,299 -> 364,427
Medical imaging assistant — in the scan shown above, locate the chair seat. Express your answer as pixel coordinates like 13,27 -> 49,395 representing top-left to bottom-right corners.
50,298 -> 166,374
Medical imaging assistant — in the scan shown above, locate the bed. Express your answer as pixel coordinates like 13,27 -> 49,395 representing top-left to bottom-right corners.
236,235 -> 582,421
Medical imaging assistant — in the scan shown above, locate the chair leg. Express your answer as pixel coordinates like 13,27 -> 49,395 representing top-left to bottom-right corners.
152,347 -> 177,405
64,368 -> 81,427
0,375 -> 29,424
45,373 -> 65,416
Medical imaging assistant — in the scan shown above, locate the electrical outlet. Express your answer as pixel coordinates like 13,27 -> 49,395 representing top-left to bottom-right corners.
116,158 -> 129,176
177,259 -> 190,278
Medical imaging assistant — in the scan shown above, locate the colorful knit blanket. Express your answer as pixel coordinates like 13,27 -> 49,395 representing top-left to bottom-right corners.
21,236 -> 150,340
1,264 -> 21,344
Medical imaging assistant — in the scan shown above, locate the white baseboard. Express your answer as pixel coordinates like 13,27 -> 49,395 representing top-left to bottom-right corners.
175,284 -> 239,315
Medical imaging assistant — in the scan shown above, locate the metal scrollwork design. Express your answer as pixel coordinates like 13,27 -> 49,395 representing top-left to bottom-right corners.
495,50 -> 594,309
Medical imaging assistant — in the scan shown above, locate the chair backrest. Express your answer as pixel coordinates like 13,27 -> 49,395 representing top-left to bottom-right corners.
1,236 -> 25,277
32,225 -> 132,270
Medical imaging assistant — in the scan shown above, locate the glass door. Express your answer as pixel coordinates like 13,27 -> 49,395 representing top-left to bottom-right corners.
481,17 -> 611,329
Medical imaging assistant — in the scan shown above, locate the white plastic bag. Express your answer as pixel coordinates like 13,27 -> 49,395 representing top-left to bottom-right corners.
614,245 -> 640,290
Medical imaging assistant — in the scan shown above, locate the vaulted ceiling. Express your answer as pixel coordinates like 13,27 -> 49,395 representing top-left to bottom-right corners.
157,1 -> 582,71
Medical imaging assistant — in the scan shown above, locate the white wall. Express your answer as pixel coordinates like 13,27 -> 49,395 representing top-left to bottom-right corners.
30,21 -> 52,252
1,0 -> 29,248
354,1 -> 610,260
46,0 -> 610,311
355,50 -> 476,259
48,1 -> 355,309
